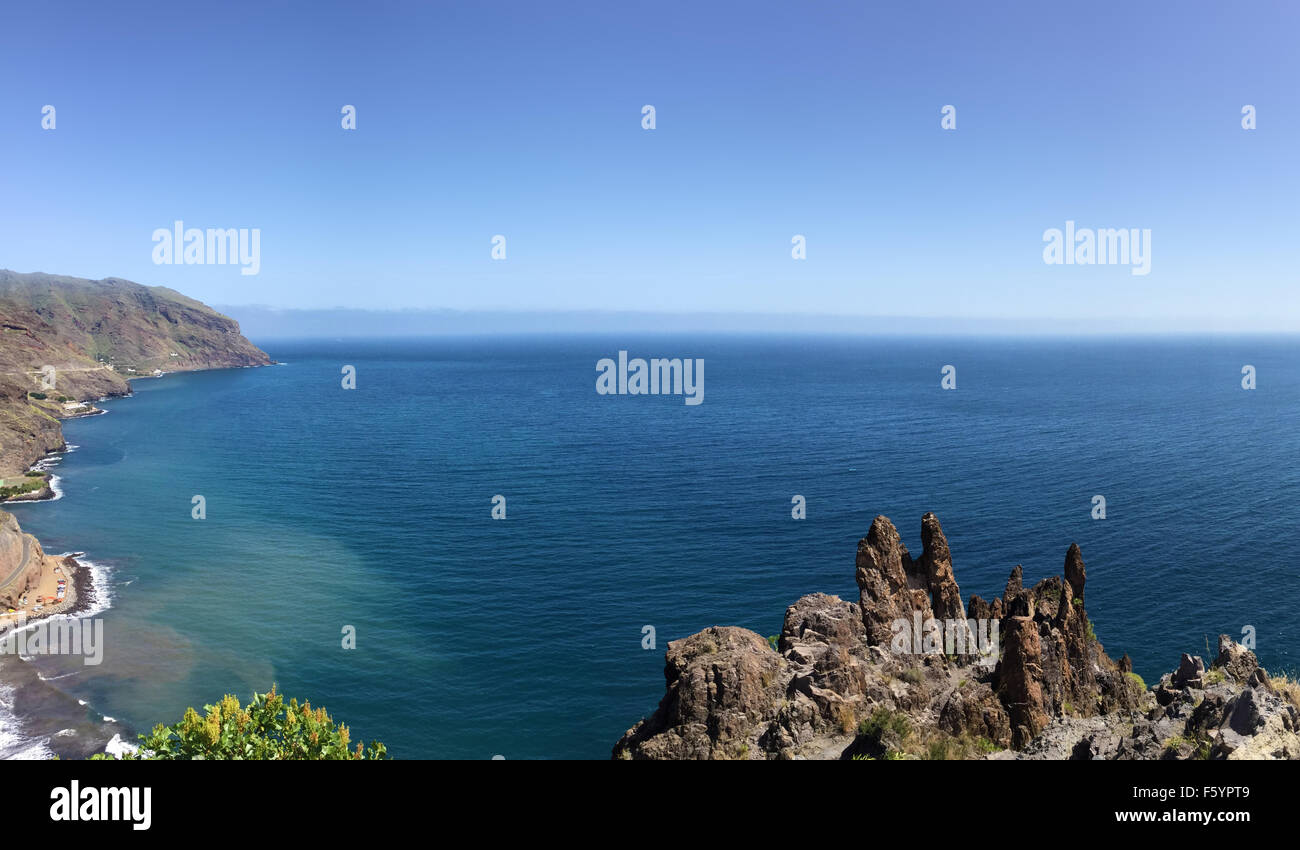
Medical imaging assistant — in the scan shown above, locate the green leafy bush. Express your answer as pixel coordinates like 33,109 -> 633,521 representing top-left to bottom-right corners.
858,706 -> 911,740
94,686 -> 388,760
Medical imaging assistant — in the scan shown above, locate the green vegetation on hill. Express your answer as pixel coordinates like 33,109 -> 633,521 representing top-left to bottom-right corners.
0,475 -> 47,499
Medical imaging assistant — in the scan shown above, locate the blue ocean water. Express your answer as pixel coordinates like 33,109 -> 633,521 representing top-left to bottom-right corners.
5,335 -> 1298,759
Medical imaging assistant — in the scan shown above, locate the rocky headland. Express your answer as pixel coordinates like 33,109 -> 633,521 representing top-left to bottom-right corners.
0,269 -> 271,481
0,270 -> 272,624
614,513 -> 1300,760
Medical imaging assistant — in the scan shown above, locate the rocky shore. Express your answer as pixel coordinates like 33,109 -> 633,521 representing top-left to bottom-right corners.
614,513 -> 1300,760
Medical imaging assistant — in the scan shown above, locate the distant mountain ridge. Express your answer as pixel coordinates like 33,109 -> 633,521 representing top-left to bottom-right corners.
0,270 -> 271,478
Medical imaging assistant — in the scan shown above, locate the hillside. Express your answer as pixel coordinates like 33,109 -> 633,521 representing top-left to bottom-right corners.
0,270 -> 271,478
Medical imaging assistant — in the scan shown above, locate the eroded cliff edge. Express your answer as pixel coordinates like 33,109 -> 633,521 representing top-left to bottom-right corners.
614,513 -> 1300,760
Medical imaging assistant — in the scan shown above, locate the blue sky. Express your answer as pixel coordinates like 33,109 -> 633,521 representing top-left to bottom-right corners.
1,0 -> 1296,327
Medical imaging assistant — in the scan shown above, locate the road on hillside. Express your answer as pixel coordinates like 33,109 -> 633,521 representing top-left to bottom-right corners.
0,535 -> 32,596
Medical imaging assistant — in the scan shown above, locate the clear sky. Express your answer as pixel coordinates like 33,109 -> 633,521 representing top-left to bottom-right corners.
1,1 -> 1296,328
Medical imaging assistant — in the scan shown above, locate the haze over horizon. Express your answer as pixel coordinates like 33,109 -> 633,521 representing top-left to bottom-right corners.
2,1 -> 1297,330
214,302 -> 1300,338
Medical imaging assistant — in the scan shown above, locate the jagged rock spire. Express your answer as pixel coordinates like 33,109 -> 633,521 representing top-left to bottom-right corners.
1064,543 -> 1086,605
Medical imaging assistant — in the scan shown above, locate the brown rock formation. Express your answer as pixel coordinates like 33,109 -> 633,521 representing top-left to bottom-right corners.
1214,635 -> 1259,684
1012,635 -> 1299,761
614,627 -> 787,760
854,515 -> 932,646
1063,543 -> 1086,605
615,517 -> 1297,760
615,512 -> 1136,760
854,514 -> 967,646
996,616 -> 1048,747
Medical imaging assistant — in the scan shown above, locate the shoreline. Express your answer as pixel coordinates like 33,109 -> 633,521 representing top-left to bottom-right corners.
0,361 -> 271,759
2,424 -> 99,505
0,553 -> 97,638
1,361 -> 273,507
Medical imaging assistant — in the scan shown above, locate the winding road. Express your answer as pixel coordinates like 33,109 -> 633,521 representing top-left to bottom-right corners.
0,534 -> 32,596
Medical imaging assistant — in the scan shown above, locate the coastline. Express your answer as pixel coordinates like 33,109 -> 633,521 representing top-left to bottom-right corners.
0,362 -> 270,759
0,554 -> 118,760
0,553 -> 98,628
0,552 -> 111,654
1,413 -> 104,505
1,362 -> 273,506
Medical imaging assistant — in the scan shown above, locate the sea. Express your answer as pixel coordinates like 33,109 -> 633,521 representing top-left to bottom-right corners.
1,334 -> 1296,759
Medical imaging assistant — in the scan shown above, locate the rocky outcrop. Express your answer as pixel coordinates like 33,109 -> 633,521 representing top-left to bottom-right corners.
611,627 -> 788,760
855,516 -> 932,646
614,513 -> 1300,760
855,513 -> 965,646
1004,637 -> 1300,760
1214,634 -> 1259,684
997,616 -> 1048,747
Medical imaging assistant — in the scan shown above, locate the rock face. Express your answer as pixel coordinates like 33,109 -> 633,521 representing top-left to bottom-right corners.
610,627 -> 787,760
1006,637 -> 1300,761
855,513 -> 966,646
614,513 -> 1300,760
997,616 -> 1049,747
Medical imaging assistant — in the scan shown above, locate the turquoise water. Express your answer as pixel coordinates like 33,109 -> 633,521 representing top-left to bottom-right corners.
4,335 -> 1298,759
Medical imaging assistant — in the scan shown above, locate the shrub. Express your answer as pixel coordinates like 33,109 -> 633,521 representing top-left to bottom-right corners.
93,686 -> 388,760
925,737 -> 953,760
858,706 -> 911,741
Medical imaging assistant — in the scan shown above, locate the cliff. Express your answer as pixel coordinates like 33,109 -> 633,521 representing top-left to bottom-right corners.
614,513 -> 1300,760
0,270 -> 271,478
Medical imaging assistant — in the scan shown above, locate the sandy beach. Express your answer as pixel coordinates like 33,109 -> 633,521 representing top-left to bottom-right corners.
0,553 -> 86,633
